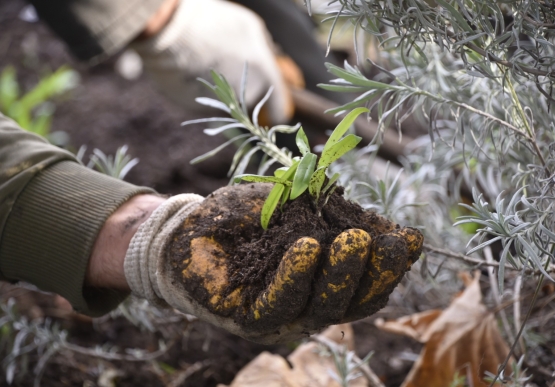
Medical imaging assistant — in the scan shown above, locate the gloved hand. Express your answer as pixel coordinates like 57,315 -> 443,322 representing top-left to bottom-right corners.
131,0 -> 293,124
124,184 -> 423,344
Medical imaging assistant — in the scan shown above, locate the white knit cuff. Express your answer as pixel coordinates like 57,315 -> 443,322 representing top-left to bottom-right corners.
123,193 -> 203,305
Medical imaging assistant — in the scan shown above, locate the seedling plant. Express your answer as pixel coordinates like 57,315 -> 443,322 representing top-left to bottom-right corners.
183,71 -> 367,229
0,66 -> 78,144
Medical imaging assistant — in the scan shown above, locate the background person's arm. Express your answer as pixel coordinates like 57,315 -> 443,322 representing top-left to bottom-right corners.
28,0 -> 169,63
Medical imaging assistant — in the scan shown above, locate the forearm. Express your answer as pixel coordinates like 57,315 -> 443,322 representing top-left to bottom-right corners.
0,114 -> 157,315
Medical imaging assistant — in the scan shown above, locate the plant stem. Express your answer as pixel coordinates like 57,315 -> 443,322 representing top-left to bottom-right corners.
423,243 -> 555,275
239,117 -> 293,167
504,74 -> 548,169
398,83 -> 526,137
487,273 -> 544,386
310,335 -> 385,387
488,251 -> 551,386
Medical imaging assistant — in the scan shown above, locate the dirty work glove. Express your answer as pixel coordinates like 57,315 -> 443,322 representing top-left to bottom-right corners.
130,0 -> 293,124
124,184 -> 423,344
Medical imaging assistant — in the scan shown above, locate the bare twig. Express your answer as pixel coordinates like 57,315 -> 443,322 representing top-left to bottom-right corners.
63,341 -> 172,362
424,243 -> 555,274
424,243 -> 499,267
521,14 -> 555,29
167,360 -> 211,387
484,246 -> 516,345
488,272 -> 545,386
443,29 -> 555,79
513,275 -> 525,354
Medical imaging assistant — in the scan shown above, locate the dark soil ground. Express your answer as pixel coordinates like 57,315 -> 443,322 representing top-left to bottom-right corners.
0,1 -> 423,386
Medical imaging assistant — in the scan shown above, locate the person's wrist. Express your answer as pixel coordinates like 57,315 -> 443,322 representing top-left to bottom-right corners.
86,194 -> 166,291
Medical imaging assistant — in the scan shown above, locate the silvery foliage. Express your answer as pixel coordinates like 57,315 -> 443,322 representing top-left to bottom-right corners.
182,69 -> 298,181
105,297 -> 193,336
0,298 -> 169,387
312,335 -> 377,387
0,299 -> 65,387
312,0 -> 555,290
484,356 -> 533,387
0,146 -> 167,386
323,346 -> 373,387
76,145 -> 139,179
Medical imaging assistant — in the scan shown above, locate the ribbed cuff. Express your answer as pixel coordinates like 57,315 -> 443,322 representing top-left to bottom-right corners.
0,161 -> 156,316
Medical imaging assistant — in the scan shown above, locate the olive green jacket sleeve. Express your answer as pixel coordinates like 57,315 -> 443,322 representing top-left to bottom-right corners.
29,0 -> 165,63
0,113 -> 156,316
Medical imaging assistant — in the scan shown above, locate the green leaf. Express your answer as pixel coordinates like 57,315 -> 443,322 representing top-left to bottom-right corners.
320,107 -> 367,160
0,66 -> 19,112
290,153 -> 317,199
236,174 -> 291,185
325,63 -> 397,90
517,235 -> 553,280
18,66 -> 78,113
295,127 -> 310,155
281,185 -> 291,208
261,183 -> 285,230
203,123 -> 246,136
196,97 -> 231,113
309,166 -> 327,200
274,167 -> 288,178
190,133 -> 251,164
322,172 -> 340,195
318,83 -> 368,93
280,160 -> 300,181
29,112 -> 52,137
319,134 -> 362,168
435,0 -> 474,34
324,91 -> 379,115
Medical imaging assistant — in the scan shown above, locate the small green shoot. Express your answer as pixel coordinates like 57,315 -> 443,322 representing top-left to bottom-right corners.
236,108 -> 366,229
0,66 -> 78,144
184,70 -> 366,230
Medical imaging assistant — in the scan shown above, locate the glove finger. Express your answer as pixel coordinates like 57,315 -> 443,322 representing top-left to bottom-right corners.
345,228 -> 423,321
304,229 -> 371,329
241,237 -> 321,333
180,236 -> 242,317
401,227 -> 425,264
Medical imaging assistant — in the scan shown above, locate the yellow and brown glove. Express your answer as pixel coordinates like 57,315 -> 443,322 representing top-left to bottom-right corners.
124,184 -> 422,344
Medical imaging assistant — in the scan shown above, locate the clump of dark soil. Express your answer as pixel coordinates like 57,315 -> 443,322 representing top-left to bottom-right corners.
226,185 -> 397,306
169,183 -> 401,321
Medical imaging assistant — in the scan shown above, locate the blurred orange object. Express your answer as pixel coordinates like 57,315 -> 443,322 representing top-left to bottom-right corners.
258,55 -> 305,127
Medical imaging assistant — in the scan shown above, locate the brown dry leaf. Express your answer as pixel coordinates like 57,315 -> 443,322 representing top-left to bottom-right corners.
219,324 -> 368,387
376,271 -> 511,387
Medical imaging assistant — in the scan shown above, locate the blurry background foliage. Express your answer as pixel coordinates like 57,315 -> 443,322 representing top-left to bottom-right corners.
301,1 -> 555,383
0,65 -> 79,146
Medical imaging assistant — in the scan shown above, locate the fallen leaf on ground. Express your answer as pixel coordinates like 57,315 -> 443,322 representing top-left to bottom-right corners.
219,324 -> 369,387
376,271 -> 511,387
